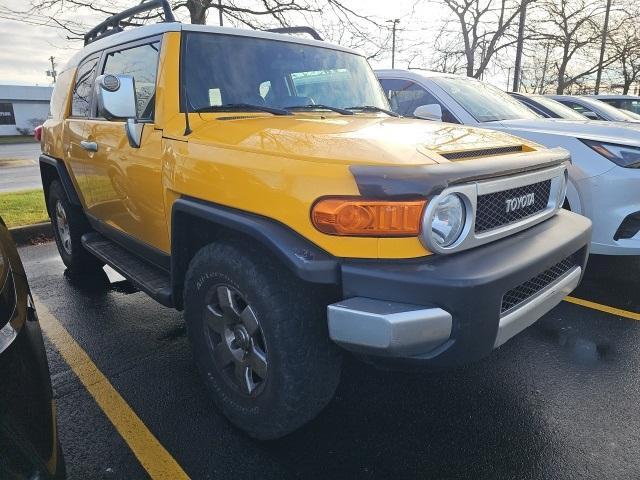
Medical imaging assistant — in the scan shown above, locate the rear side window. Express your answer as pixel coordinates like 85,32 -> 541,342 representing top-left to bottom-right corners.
558,100 -> 601,119
71,56 -> 99,117
379,78 -> 458,123
103,42 -> 160,120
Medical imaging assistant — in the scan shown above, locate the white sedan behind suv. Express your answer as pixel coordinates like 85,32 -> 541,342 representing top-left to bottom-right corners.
550,95 -> 640,123
376,69 -> 640,256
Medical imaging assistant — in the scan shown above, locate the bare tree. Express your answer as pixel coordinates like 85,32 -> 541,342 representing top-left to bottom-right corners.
609,16 -> 640,94
531,0 -> 627,93
0,0 -> 386,55
428,0 -> 533,78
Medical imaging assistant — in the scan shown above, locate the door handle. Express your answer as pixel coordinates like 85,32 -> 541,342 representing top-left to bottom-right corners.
80,140 -> 98,152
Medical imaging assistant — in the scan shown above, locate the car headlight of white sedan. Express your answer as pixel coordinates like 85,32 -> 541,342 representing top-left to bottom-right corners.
581,139 -> 640,168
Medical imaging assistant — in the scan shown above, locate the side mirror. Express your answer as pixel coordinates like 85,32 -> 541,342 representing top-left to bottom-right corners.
414,104 -> 443,121
582,111 -> 599,120
95,74 -> 143,148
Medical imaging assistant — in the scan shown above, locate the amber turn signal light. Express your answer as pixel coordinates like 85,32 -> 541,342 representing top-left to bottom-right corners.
311,198 -> 427,236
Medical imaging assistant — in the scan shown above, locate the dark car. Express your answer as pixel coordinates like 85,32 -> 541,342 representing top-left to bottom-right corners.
0,217 -> 65,478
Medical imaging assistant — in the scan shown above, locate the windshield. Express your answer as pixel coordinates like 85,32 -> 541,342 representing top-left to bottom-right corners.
579,97 -> 640,121
181,32 -> 388,113
432,76 -> 539,122
532,96 -> 587,120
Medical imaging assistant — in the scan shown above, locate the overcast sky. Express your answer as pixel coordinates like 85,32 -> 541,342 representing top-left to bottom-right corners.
0,0 -> 443,86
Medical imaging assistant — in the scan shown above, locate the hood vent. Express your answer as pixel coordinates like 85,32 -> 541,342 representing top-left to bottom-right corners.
217,116 -> 260,121
441,145 -> 523,161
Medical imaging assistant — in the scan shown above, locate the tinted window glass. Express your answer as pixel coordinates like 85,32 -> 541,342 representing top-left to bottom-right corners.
600,98 -> 640,115
181,32 -> 388,112
71,56 -> 99,117
528,96 -> 587,120
103,42 -> 160,120
379,78 -> 458,123
558,100 -> 601,119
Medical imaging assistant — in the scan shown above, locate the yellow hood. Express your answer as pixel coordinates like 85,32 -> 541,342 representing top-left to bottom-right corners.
185,114 -> 532,166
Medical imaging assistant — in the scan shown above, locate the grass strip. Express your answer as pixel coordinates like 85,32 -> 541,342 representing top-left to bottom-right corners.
0,189 -> 48,228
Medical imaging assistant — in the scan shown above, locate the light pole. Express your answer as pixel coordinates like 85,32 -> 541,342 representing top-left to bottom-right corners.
387,19 -> 400,69
594,0 -> 613,94
218,0 -> 223,26
512,0 -> 528,92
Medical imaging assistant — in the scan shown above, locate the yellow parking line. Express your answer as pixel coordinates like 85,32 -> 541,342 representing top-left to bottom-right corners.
564,296 -> 640,321
34,297 -> 190,480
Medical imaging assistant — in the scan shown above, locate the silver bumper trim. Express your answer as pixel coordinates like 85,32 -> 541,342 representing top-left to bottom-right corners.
494,266 -> 582,348
327,297 -> 452,357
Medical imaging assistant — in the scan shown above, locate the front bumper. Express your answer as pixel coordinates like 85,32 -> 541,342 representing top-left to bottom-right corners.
328,210 -> 591,368
576,165 -> 640,255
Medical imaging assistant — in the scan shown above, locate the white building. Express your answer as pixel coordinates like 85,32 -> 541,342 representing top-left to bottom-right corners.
0,85 -> 52,136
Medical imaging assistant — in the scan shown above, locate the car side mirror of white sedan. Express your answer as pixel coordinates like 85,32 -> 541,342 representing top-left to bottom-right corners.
414,104 -> 443,121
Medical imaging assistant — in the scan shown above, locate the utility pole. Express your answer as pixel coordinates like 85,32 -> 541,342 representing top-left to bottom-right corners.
46,56 -> 57,84
387,19 -> 400,69
512,0 -> 528,92
218,0 -> 223,26
538,43 -> 551,93
594,0 -> 613,94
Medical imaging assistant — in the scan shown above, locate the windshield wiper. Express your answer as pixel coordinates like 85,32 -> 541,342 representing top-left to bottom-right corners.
285,104 -> 354,115
194,104 -> 292,116
346,105 -> 399,117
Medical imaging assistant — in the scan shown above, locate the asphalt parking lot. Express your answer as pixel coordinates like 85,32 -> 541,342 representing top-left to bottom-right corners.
18,241 -> 640,479
0,143 -> 42,192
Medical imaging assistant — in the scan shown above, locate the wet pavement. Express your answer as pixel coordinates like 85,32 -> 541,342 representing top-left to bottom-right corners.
18,242 -> 640,479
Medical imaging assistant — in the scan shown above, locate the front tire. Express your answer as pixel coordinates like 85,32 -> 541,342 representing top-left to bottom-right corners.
184,242 -> 342,440
48,180 -> 102,273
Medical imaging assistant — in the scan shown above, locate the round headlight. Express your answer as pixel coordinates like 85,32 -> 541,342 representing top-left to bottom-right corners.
431,194 -> 466,247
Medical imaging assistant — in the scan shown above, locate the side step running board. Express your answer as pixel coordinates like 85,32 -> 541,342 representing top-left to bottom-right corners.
81,232 -> 174,307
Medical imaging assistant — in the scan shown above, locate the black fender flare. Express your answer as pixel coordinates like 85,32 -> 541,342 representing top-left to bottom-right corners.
171,197 -> 340,302
39,154 -> 82,207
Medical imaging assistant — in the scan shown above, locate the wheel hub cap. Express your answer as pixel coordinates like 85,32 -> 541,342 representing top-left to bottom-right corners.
55,201 -> 72,255
203,284 -> 268,396
232,326 -> 251,351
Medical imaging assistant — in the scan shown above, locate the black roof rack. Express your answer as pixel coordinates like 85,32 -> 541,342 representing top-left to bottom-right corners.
84,0 -> 177,46
265,27 -> 323,41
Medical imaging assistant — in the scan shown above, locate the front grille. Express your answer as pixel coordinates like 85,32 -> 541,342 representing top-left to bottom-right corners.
475,179 -> 551,233
501,256 -> 576,314
441,145 -> 523,160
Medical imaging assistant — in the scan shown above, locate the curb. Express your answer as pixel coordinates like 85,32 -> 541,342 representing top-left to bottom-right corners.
9,222 -> 54,246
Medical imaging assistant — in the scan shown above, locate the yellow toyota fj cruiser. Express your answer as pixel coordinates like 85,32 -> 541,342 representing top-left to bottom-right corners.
39,0 -> 591,439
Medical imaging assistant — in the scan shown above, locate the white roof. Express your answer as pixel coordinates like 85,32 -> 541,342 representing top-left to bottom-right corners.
66,22 -> 359,72
0,84 -> 53,101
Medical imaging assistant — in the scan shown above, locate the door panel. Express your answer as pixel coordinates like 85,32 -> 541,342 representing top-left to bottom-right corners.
82,120 -> 168,252
63,56 -> 101,207
62,119 -> 93,207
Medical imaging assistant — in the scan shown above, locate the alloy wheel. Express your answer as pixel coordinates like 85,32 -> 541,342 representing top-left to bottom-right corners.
55,201 -> 72,255
204,284 -> 268,396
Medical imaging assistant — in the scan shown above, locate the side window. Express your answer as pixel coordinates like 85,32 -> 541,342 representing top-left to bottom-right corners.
71,56 -> 99,117
103,42 -> 160,120
379,79 -> 458,123
523,100 -> 552,118
559,100 -> 601,119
